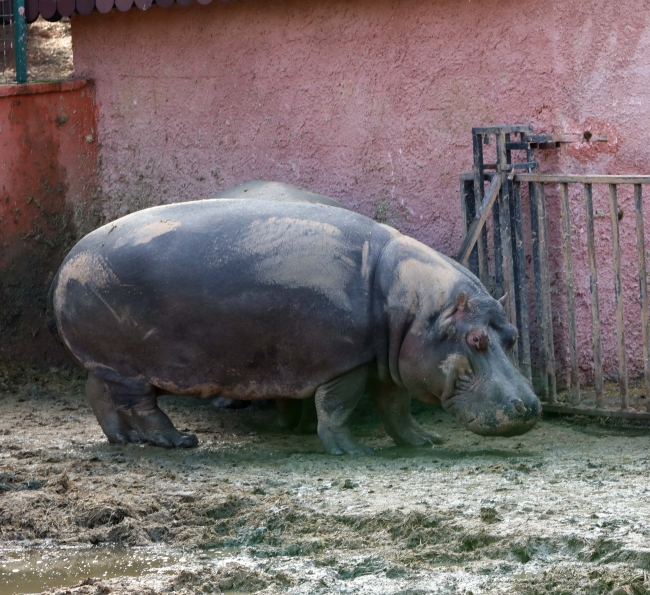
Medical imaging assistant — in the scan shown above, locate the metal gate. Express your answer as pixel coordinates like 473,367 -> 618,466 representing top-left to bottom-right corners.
458,125 -> 650,420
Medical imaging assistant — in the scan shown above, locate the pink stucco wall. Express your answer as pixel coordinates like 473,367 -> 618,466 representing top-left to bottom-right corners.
71,0 -> 650,388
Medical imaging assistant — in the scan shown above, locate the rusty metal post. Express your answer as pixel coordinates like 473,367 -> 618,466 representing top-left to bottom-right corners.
583,184 -> 604,406
609,184 -> 629,409
559,183 -> 581,404
634,184 -> 650,409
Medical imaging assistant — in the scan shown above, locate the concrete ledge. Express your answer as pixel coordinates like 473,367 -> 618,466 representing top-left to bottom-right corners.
0,79 -> 89,98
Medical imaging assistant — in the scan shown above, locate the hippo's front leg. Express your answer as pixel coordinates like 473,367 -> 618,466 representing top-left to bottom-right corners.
315,365 -> 372,455
372,383 -> 445,447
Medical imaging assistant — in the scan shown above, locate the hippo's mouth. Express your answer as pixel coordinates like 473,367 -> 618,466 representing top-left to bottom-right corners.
464,413 -> 540,437
444,390 -> 541,437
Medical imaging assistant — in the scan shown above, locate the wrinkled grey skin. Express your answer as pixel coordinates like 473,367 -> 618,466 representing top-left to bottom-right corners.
209,180 -> 346,428
50,199 -> 540,453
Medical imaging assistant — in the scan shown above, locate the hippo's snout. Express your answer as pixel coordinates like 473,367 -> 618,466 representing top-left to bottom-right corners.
465,386 -> 541,437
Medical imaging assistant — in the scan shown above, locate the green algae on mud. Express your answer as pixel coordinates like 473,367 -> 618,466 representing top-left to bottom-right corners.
0,363 -> 649,594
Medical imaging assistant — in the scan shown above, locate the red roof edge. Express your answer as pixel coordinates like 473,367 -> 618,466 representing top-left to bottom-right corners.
26,0 -> 211,22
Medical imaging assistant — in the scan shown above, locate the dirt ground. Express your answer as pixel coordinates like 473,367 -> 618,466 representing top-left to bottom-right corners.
1,18 -> 73,83
0,363 -> 649,595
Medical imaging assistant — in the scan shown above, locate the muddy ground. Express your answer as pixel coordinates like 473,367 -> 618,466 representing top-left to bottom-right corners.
1,18 -> 73,83
1,363 -> 649,595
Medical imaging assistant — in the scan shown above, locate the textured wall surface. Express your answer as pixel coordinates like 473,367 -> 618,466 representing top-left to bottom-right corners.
71,0 -> 650,385
0,81 -> 101,365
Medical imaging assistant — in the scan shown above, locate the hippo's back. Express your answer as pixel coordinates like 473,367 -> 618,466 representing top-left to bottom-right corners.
211,180 -> 347,209
52,199 -> 397,398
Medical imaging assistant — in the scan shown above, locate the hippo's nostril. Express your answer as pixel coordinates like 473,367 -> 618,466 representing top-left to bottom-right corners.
513,399 -> 525,414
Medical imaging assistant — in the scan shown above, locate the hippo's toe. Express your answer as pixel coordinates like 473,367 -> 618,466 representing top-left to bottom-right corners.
116,406 -> 200,448
146,429 -> 199,449
318,425 -> 373,456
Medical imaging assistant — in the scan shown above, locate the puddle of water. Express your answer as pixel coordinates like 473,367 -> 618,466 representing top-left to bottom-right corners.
0,546 -> 179,595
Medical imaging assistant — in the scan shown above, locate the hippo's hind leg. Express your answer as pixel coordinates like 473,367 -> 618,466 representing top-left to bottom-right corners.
88,372 -> 198,448
86,373 -> 142,444
315,365 -> 371,455
275,398 -> 303,429
296,396 -> 317,435
371,382 -> 445,447
276,397 -> 317,434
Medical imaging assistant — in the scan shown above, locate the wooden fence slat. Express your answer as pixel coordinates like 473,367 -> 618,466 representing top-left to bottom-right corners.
458,174 -> 502,266
460,178 -> 479,276
529,183 -> 549,399
513,180 -> 531,379
537,183 -> 557,401
493,195 -> 503,297
472,133 -> 490,288
517,174 -> 650,185
609,184 -> 629,409
634,185 -> 650,410
473,125 -> 533,135
560,183 -> 580,404
583,184 -> 604,406
496,132 -> 518,363
499,175 -> 518,346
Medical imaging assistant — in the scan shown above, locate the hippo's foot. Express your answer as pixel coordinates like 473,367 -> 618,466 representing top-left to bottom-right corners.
85,372 -> 198,448
315,365 -> 372,455
388,418 -> 445,447
86,373 -> 144,444
372,383 -> 445,448
116,408 -> 199,448
318,424 -> 373,456
276,398 -> 303,429
276,397 -> 318,434
296,397 -> 318,435
213,397 -> 251,410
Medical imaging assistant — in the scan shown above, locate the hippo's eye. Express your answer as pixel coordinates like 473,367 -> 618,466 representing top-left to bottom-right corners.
466,330 -> 489,351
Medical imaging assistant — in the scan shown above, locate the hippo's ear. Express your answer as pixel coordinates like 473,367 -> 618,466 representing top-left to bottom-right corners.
440,292 -> 471,334
498,293 -> 509,309
451,292 -> 470,317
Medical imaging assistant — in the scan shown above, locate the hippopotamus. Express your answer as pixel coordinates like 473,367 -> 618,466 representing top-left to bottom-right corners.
49,199 -> 541,453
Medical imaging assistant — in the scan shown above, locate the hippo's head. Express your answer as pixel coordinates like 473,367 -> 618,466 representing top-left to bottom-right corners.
399,290 -> 541,437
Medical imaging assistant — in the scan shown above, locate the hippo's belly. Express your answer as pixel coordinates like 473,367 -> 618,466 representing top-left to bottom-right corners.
52,200 -> 396,398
